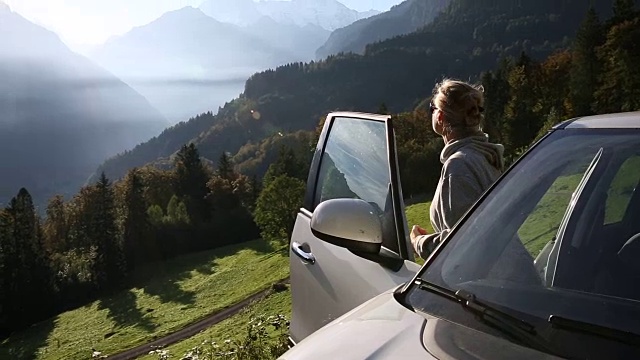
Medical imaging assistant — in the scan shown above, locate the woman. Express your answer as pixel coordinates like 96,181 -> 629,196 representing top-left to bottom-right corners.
411,79 -> 505,259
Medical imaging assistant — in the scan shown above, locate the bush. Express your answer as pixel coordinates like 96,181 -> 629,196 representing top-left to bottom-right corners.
149,314 -> 290,360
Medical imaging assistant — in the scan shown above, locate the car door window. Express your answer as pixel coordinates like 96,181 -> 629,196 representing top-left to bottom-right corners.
313,116 -> 398,253
517,170 -> 585,259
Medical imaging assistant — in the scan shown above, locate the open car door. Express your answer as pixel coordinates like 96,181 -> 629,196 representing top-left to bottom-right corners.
289,112 -> 422,343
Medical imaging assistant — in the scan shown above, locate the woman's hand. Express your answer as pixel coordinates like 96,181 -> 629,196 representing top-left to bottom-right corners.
410,225 -> 428,250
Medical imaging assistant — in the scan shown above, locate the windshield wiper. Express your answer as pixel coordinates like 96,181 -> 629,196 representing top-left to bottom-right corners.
414,278 -> 561,356
549,315 -> 640,348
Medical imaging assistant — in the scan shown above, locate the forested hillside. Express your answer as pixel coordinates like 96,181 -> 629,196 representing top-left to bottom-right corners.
93,0 -> 620,186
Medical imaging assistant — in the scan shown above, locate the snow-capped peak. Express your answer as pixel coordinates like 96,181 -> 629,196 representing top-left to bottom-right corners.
199,0 -> 380,31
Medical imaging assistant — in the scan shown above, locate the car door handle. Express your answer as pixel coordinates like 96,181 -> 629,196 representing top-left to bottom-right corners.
291,241 -> 316,265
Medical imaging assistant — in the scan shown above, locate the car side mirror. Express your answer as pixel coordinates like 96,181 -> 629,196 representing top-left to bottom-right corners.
310,198 -> 382,254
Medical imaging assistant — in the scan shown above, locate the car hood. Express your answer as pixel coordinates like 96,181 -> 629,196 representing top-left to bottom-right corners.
280,289 -> 428,360
280,289 -> 562,360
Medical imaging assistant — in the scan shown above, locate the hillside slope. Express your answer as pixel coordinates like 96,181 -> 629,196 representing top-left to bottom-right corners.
316,0 -> 449,59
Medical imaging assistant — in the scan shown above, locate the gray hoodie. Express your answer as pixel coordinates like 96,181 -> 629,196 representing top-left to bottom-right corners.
414,133 -> 504,258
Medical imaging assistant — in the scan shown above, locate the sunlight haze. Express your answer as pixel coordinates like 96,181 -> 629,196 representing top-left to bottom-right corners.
5,0 -> 403,50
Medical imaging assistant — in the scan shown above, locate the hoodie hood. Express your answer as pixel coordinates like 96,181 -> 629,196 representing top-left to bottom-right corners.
441,133 -> 505,172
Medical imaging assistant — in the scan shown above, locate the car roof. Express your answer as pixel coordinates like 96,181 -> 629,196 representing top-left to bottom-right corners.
555,111 -> 640,129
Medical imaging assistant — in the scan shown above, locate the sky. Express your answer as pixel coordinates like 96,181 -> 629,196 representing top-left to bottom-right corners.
5,0 -> 404,51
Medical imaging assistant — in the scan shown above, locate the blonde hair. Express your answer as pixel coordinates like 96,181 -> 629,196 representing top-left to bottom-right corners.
433,79 -> 485,135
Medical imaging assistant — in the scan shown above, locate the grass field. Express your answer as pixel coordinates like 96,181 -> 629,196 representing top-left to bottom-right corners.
0,240 -> 289,360
138,288 -> 292,360
405,201 -> 432,264
405,201 -> 433,234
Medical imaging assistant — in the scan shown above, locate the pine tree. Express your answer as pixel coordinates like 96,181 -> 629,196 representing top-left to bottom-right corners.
0,210 -> 15,335
503,54 -> 540,153
6,189 -> 53,328
611,0 -> 636,25
92,173 -> 125,290
569,7 -> 604,116
216,152 -> 234,180
121,168 -> 154,270
174,144 -> 210,221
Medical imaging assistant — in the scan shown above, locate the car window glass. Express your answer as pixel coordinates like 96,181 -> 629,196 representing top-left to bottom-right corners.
407,131 -> 640,355
314,116 -> 398,252
604,155 -> 640,225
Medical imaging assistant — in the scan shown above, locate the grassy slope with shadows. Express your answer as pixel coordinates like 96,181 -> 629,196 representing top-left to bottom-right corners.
0,240 -> 288,360
138,288 -> 292,360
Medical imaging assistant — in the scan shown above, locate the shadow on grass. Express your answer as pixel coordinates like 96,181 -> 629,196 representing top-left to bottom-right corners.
97,290 -> 157,332
143,268 -> 197,305
0,317 -> 55,360
132,239 -> 285,304
193,239 -> 286,275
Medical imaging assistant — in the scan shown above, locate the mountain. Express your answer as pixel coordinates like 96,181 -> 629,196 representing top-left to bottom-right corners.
88,7 -> 295,122
0,4 -> 168,206
93,0 -> 618,185
199,0 -> 263,26
316,0 -> 450,59
244,16 -> 331,61
199,0 -> 379,30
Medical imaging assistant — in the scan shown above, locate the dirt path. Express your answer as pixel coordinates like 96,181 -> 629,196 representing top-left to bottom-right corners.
107,278 -> 289,360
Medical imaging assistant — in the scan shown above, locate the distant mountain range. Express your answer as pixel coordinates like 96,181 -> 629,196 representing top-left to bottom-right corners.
0,4 -> 167,206
199,0 -> 379,30
88,4 -> 337,123
88,6 -> 304,123
316,0 -> 449,59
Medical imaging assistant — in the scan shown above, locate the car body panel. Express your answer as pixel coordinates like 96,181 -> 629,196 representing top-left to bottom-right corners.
290,210 -> 421,342
282,289 -> 429,360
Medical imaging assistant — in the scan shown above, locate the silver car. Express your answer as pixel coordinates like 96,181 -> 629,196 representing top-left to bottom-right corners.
282,111 -> 640,359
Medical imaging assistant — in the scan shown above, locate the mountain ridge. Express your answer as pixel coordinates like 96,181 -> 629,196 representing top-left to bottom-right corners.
199,0 -> 379,30
316,0 -> 449,59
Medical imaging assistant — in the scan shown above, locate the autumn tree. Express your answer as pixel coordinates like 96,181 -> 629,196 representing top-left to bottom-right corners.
43,195 -> 68,253
594,16 -> 640,113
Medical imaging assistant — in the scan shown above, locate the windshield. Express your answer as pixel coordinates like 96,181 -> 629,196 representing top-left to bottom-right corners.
405,128 -> 640,358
